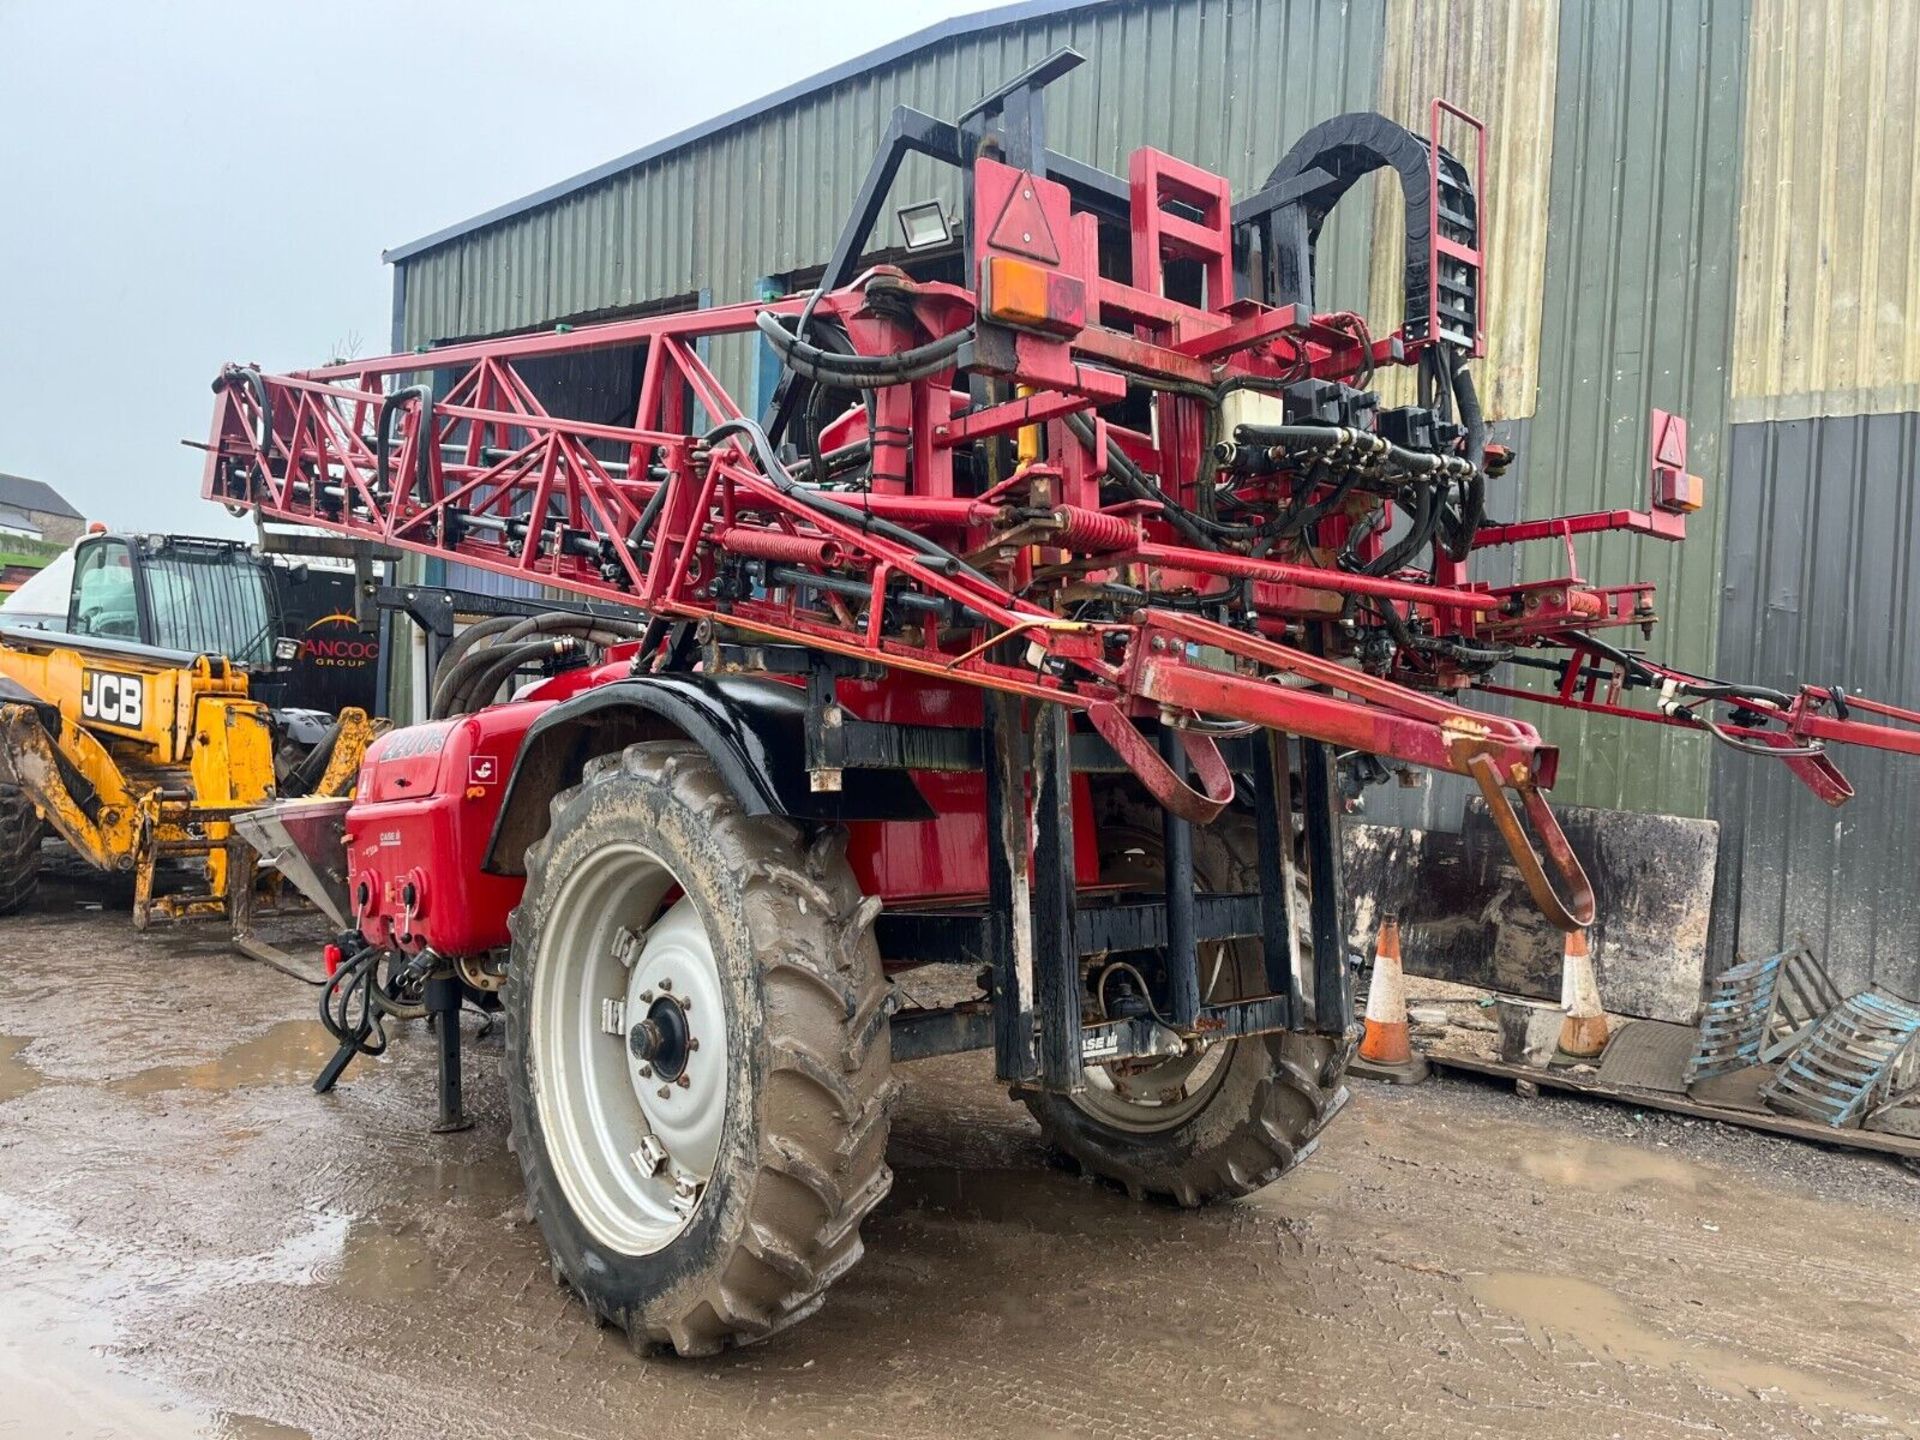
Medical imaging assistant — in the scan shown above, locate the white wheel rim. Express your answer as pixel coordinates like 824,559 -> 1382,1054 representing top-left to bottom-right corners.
530,842 -> 729,1255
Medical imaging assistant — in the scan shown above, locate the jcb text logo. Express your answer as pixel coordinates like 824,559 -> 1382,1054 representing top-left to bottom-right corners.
81,670 -> 144,729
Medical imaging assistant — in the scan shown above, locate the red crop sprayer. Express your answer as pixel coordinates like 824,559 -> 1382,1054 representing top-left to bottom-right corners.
207,53 -> 1920,1352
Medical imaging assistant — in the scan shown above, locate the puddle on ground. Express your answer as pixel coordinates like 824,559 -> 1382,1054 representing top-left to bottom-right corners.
0,1270 -> 305,1440
208,1414 -> 312,1440
0,1034 -> 45,1102
1517,1135 -> 1711,1195
110,1020 -> 339,1096
381,1147 -> 526,1213
0,1189 -> 343,1435
328,1224 -> 450,1303
1471,1270 -> 1888,1416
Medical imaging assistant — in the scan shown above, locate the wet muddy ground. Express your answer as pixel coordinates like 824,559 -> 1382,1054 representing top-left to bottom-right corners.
3,875 -> 1918,1439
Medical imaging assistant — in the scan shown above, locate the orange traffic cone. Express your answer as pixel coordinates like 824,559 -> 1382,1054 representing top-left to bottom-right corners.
1350,914 -> 1429,1084
1557,928 -> 1610,1059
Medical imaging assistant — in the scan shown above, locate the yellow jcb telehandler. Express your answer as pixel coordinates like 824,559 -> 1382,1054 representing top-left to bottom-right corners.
0,531 -> 380,955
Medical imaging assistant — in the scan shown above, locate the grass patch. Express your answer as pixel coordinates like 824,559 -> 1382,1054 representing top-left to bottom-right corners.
0,536 -> 64,569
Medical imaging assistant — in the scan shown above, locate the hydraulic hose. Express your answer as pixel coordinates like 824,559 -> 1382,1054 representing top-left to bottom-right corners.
755,310 -> 972,388
429,615 -> 523,693
795,321 -> 879,484
703,417 -> 1001,592
376,385 -> 435,503
1273,459 -> 1366,540
1437,349 -> 1487,562
1567,630 -> 1797,710
444,637 -> 583,717
1361,480 -> 1440,576
1228,424 -> 1468,479
1065,411 -> 1251,547
429,612 -> 645,720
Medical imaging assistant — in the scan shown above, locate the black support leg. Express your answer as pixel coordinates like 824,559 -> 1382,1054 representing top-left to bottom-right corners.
1159,728 -> 1202,1028
1032,703 -> 1082,1093
1251,729 -> 1300,1029
426,972 -> 473,1134
1299,737 -> 1352,1036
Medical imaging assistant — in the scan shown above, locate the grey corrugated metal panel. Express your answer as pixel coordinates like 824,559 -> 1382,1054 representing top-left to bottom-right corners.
397,0 -> 1388,347
1515,0 -> 1749,819
1709,414 -> 1920,999
442,561 -> 556,603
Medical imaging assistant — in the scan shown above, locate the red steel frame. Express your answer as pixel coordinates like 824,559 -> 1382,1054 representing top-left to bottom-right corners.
202,115 -> 1920,932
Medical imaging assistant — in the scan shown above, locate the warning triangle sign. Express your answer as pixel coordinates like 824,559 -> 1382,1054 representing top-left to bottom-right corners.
1653,411 -> 1687,469
987,173 -> 1061,265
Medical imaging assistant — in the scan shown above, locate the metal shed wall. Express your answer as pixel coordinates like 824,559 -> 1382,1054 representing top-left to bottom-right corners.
1730,0 -> 1920,423
1702,0 -> 1920,998
1509,0 -> 1748,818
1710,413 -> 1920,997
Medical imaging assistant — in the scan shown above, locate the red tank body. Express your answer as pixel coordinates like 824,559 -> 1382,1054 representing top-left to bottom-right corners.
344,701 -> 544,955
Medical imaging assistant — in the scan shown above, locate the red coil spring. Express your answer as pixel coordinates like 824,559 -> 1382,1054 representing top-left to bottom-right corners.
1048,506 -> 1139,553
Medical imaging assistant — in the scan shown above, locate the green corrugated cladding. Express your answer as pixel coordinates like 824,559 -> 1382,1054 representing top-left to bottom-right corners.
395,0 -> 1389,366
1517,0 -> 1749,817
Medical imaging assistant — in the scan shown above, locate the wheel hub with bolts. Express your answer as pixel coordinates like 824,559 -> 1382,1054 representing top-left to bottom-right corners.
627,994 -> 693,1082
620,898 -> 726,1208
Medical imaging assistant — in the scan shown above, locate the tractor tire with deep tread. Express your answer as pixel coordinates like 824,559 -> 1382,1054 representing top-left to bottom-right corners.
1023,791 -> 1351,1207
504,740 -> 895,1356
0,785 -> 42,916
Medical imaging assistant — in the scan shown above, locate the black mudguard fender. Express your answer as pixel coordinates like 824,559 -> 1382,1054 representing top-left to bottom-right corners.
484,674 -> 932,874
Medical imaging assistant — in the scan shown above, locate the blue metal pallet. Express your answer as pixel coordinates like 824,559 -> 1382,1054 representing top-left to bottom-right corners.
1761,990 -> 1920,1128
1685,946 -> 1841,1085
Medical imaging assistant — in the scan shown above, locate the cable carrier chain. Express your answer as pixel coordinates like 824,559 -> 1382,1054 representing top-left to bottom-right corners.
204,55 -> 1919,1139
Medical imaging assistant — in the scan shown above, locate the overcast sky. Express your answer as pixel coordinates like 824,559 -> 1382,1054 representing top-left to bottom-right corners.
0,0 -> 986,536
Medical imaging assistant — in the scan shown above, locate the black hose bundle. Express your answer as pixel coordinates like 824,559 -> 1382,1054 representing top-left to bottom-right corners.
703,416 -> 1001,591
1435,347 -> 1487,562
1360,479 -> 1440,576
1273,459 -> 1366,541
428,611 -> 645,720
319,945 -> 420,1060
1065,411 -> 1253,547
754,309 -> 973,388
